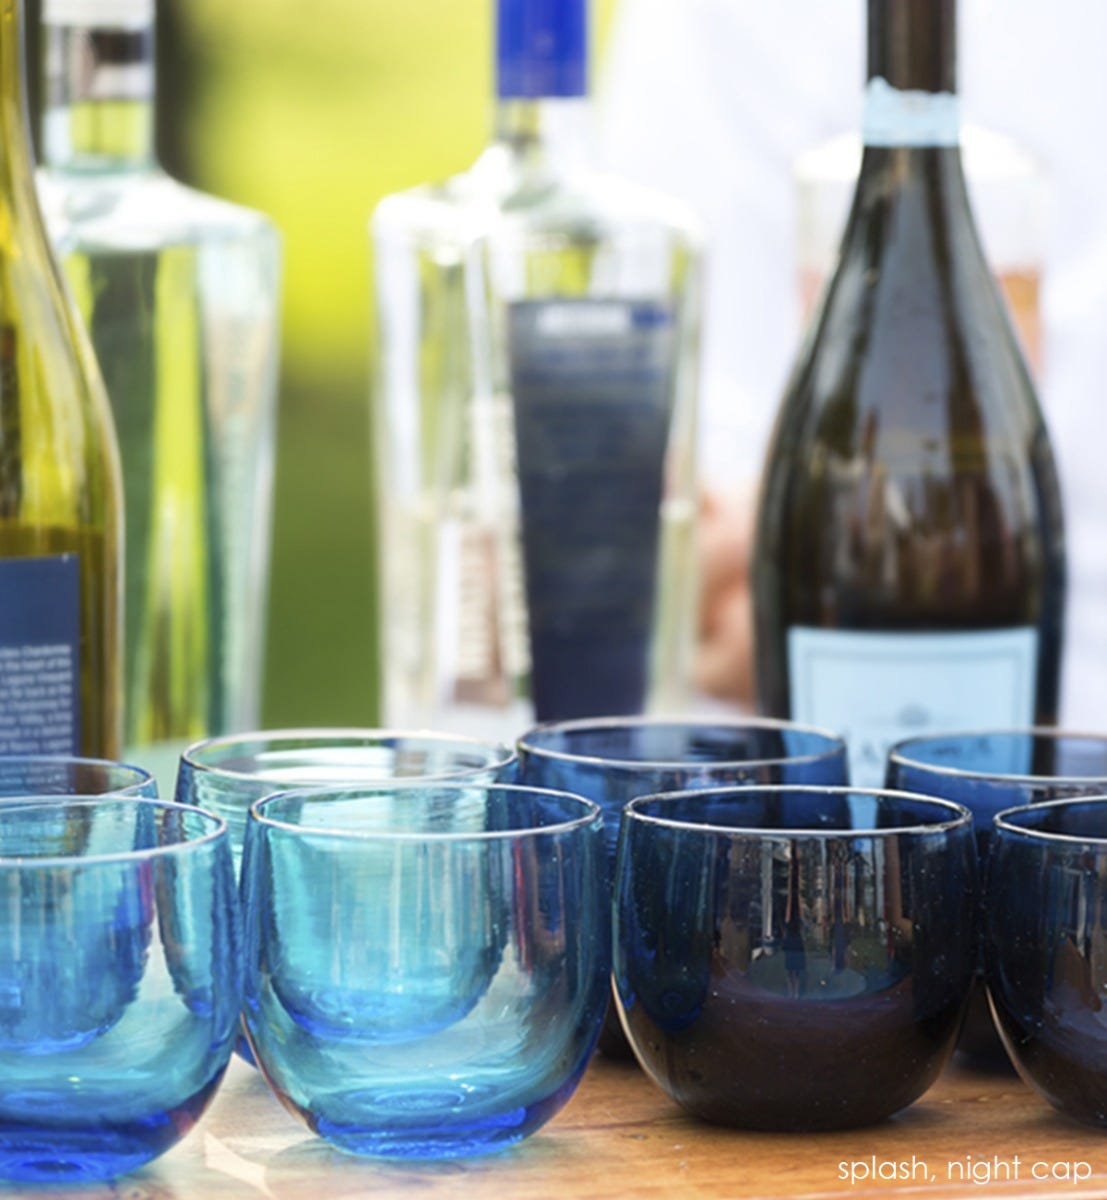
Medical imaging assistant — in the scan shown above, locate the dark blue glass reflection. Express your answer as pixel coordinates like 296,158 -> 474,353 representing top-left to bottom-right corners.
519,718 -> 848,1055
886,730 -> 1107,1063
614,786 -> 976,1131
987,799 -> 1107,1126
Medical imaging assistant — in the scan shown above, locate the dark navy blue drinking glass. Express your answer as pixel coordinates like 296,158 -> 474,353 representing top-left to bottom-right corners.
0,755 -> 157,798
241,783 -> 608,1159
517,717 -> 848,1053
0,798 -> 240,1182
614,786 -> 976,1131
987,799 -> 1107,1125
886,729 -> 1107,1063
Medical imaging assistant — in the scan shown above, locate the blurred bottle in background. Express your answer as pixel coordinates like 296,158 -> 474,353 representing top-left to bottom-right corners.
796,125 -> 1047,373
38,0 -> 281,789
752,0 -> 1065,785
372,0 -> 702,740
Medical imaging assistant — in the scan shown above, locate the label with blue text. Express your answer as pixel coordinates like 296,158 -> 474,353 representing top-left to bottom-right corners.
0,555 -> 81,755
788,626 -> 1038,787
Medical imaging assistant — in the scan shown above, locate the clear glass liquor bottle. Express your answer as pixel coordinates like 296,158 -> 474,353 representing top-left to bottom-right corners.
372,0 -> 702,739
37,0 -> 281,788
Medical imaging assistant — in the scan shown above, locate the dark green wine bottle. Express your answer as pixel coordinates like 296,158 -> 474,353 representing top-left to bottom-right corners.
753,0 -> 1065,786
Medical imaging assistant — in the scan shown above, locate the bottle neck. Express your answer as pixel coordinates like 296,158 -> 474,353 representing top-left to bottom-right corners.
41,22 -> 155,173
0,0 -> 37,189
846,2 -> 980,275
867,0 -> 956,93
490,96 -> 592,172
862,0 -> 960,164
489,0 -> 589,171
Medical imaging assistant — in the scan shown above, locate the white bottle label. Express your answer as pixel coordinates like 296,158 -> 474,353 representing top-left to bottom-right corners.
862,77 -> 960,148
788,626 -> 1038,787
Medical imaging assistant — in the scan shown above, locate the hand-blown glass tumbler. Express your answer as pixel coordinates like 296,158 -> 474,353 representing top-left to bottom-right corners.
614,786 -> 977,1130
0,799 -> 240,1182
987,798 -> 1107,1124
177,728 -> 516,866
886,729 -> 1107,1063
0,754 -> 156,797
241,784 -> 609,1159
517,717 -> 848,1054
178,730 -> 516,1060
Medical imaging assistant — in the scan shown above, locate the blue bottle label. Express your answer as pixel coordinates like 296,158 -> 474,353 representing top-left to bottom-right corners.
788,626 -> 1038,787
509,299 -> 676,720
0,555 -> 81,754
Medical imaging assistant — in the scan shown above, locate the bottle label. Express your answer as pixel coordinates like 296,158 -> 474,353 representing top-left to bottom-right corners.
0,556 -> 82,755
508,298 -> 676,720
863,77 -> 960,148
788,626 -> 1038,787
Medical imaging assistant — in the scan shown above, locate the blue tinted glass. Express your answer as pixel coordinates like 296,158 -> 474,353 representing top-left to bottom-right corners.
0,800 -> 239,1182
240,784 -> 607,1159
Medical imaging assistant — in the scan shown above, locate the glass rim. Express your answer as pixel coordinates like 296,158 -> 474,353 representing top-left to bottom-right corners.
516,715 -> 846,772
0,797 -> 227,868
249,783 -> 602,842
887,727 -> 1107,787
624,785 -> 973,838
994,795 -> 1107,845
0,753 -> 155,787
180,727 -> 517,784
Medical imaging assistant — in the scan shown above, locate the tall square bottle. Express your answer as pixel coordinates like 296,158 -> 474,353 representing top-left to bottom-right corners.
372,0 -> 702,737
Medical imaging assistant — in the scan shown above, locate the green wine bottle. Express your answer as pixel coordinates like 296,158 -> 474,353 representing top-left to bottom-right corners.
753,0 -> 1065,786
0,0 -> 122,758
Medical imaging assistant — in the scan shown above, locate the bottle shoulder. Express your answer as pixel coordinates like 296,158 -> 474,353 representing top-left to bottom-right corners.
371,176 -> 485,249
0,223 -> 120,495
778,179 -> 1046,456
37,166 -> 280,255
372,150 -> 703,252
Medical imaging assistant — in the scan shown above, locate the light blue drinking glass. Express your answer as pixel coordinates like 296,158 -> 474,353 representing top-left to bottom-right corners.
177,730 -> 516,1064
0,798 -> 240,1183
517,716 -> 849,1054
241,783 -> 609,1159
0,754 -> 157,797
176,728 -> 517,868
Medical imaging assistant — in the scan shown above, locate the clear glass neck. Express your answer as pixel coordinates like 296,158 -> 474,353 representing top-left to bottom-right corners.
490,96 -> 592,175
41,23 -> 155,173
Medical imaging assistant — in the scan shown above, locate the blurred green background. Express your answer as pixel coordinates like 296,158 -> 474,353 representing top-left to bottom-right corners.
126,0 -> 619,727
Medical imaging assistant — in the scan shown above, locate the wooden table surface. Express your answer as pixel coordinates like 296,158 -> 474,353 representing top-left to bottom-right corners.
24,1054 -> 1107,1199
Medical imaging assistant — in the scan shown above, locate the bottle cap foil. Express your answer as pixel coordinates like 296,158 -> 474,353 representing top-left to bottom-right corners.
496,0 -> 587,99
